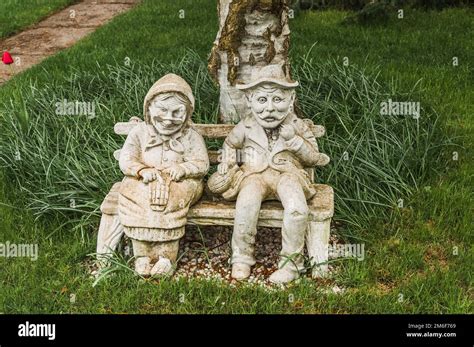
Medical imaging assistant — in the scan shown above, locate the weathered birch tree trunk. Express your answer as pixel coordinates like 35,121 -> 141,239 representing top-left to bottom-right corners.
208,0 -> 292,123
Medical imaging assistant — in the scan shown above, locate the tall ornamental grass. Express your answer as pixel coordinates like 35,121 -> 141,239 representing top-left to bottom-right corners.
0,50 -> 452,235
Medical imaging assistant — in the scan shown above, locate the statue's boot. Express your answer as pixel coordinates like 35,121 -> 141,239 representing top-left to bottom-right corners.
150,257 -> 174,277
132,238 -> 180,277
149,240 -> 180,277
231,263 -> 251,280
135,256 -> 152,276
269,267 -> 300,284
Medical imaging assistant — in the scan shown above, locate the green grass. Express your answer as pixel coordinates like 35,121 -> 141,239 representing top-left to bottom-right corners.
0,0 -> 77,39
0,1 -> 472,313
0,53 -> 452,234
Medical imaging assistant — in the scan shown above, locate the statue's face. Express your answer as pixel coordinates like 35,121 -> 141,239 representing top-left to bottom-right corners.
247,83 -> 295,129
148,94 -> 187,135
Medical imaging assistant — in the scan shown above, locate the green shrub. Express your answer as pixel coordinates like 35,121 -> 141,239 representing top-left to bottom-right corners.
294,50 -> 453,230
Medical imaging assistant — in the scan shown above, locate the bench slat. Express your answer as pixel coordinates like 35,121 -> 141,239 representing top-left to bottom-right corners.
113,149 -> 327,166
188,216 -> 283,228
193,124 -> 235,139
114,116 -> 142,135
188,184 -> 333,223
113,149 -> 221,164
112,117 -> 328,166
114,118 -> 325,139
101,183 -> 334,223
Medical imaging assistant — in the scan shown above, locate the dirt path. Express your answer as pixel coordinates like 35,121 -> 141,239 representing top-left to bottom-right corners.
0,0 -> 140,84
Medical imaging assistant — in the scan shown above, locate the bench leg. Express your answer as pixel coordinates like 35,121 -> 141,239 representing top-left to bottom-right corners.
96,213 -> 124,267
306,218 -> 331,278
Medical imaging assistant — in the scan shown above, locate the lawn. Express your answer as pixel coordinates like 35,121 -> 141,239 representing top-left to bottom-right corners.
0,0 -> 77,39
0,0 -> 472,313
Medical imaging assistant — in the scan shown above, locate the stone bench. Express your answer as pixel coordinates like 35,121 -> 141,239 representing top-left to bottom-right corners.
97,117 -> 334,278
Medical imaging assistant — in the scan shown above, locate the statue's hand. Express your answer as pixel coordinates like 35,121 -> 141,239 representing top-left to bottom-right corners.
163,164 -> 186,181
280,124 -> 296,141
139,168 -> 159,183
217,162 -> 229,175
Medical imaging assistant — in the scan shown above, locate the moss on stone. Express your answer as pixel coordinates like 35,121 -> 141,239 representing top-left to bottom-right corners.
208,0 -> 289,85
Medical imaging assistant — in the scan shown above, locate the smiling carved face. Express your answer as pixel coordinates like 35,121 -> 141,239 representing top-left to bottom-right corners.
247,83 -> 295,129
148,93 -> 189,136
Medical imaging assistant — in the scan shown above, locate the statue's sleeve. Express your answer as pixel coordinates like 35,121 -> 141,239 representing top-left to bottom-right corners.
119,125 -> 147,177
285,120 -> 321,167
180,130 -> 210,178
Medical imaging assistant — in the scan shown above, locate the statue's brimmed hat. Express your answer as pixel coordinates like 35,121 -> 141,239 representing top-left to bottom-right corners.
235,64 -> 298,90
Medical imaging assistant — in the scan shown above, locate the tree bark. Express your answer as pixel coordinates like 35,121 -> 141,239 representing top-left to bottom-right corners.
208,0 -> 292,123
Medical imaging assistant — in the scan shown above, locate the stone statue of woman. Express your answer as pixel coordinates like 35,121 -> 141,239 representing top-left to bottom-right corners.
118,74 -> 209,277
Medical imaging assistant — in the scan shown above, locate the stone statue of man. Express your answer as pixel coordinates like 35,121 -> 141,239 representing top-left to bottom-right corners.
209,65 -> 324,284
118,74 -> 209,277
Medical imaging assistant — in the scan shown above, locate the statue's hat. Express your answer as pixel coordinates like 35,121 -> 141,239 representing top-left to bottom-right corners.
143,73 -> 195,123
235,64 -> 298,90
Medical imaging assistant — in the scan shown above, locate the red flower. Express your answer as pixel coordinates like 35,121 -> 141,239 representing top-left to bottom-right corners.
2,51 -> 14,65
